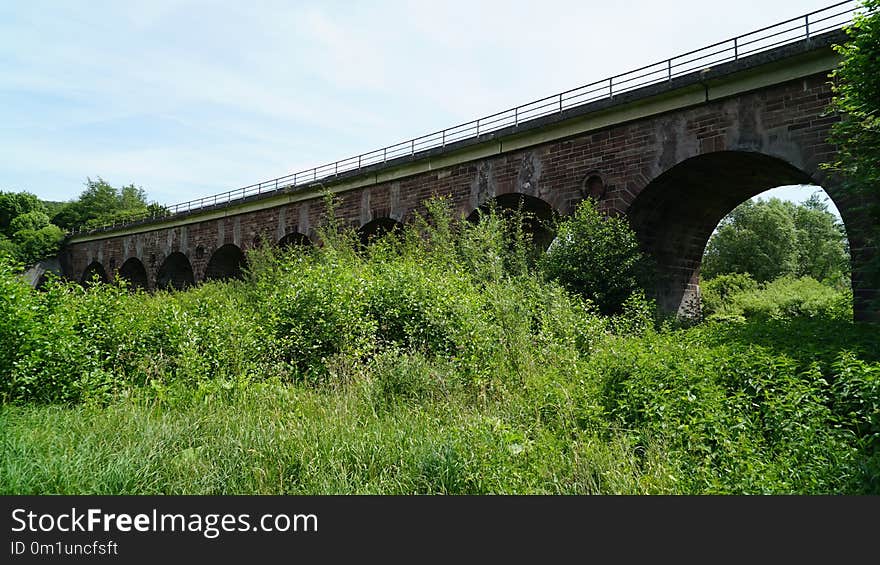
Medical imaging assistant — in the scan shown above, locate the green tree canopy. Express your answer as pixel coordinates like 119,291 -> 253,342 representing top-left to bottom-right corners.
792,193 -> 851,283
0,191 -> 45,237
826,0 -> 880,292
9,210 -> 50,234
702,195 -> 850,285
828,0 -> 880,196
51,177 -> 153,231
12,225 -> 65,265
0,191 -> 64,266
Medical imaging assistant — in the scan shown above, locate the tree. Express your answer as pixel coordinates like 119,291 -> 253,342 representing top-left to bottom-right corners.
792,193 -> 850,285
540,198 -> 653,314
0,191 -> 45,237
9,210 -> 50,234
12,225 -> 65,265
826,0 -> 880,289
702,199 -> 799,283
0,191 -> 64,266
51,177 -> 152,231
702,196 -> 850,285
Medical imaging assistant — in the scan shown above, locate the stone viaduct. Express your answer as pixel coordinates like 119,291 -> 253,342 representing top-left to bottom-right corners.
60,27 -> 880,321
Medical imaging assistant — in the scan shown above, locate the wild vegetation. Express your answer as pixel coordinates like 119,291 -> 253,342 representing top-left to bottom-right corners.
0,178 -> 162,266
2,1 -> 878,496
826,0 -> 880,307
702,194 -> 850,286
1,197 -> 877,494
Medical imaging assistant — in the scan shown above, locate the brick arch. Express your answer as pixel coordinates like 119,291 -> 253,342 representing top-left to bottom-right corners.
204,244 -> 247,282
81,261 -> 108,286
358,217 -> 403,245
278,232 -> 312,248
156,252 -> 194,291
467,192 -> 560,251
117,257 -> 148,290
625,149 -> 860,317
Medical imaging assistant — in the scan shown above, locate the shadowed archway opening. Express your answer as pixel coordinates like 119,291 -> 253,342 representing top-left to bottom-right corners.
278,232 -> 312,248
626,150 -> 853,317
156,252 -> 195,291
467,193 -> 559,251
81,261 -> 108,287
117,257 -> 148,290
358,218 -> 403,246
204,244 -> 247,282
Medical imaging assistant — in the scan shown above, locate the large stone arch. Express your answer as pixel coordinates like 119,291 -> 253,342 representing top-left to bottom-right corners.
81,261 -> 108,286
467,192 -> 560,251
204,244 -> 247,281
156,252 -> 195,291
278,232 -> 312,248
117,257 -> 148,290
626,150 -> 872,319
358,218 -> 403,246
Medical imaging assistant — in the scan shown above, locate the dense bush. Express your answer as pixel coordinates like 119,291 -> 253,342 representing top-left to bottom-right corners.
703,275 -> 852,322
701,273 -> 759,317
541,198 -> 653,314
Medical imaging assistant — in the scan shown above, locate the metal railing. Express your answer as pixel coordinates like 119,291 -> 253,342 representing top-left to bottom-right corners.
72,0 -> 859,235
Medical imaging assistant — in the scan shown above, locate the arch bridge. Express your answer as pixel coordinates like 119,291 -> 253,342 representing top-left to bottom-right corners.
61,4 -> 879,320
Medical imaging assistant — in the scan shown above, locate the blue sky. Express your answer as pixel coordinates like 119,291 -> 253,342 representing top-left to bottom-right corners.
0,0 -> 848,215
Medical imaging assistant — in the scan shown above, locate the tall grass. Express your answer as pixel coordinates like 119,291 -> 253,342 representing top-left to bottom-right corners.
1,197 -> 876,494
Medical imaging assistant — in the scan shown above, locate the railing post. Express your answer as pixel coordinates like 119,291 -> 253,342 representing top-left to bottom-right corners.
514,106 -> 518,126
383,148 -> 387,163
476,119 -> 480,136
335,161 -> 338,175
667,59 -> 672,80
293,173 -> 297,186
559,92 -> 563,112
442,130 -> 446,147
805,15 -> 810,40
411,139 -> 415,155
608,77 -> 613,97
733,37 -> 738,59
358,155 -> 362,169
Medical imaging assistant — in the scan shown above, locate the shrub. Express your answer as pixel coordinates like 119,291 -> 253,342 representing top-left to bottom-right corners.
0,256 -> 38,401
589,330 -> 863,493
701,273 -> 758,317
541,198 -> 653,314
12,224 -> 65,265
706,276 -> 852,322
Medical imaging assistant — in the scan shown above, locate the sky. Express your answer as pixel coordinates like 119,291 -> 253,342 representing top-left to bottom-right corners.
0,0 -> 851,215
